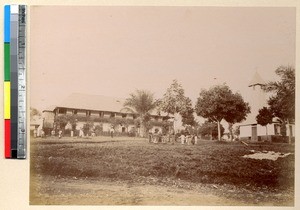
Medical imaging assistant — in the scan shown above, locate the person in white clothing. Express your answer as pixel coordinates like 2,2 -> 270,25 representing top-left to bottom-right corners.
180,134 -> 185,144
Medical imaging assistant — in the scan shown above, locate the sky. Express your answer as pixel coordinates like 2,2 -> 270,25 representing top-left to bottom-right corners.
30,6 -> 296,112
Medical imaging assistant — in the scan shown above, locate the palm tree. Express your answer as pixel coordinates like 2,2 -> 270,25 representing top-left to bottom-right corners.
123,90 -> 157,137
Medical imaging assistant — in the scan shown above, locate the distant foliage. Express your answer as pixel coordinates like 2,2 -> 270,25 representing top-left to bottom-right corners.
30,107 -> 41,118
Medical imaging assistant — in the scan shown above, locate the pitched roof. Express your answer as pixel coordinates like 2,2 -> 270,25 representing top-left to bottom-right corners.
248,72 -> 265,87
52,93 -> 166,116
43,105 -> 57,112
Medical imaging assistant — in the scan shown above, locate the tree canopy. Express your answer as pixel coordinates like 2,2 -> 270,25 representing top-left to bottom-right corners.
180,97 -> 196,126
123,89 -> 158,137
195,84 -> 250,140
256,106 -> 273,140
159,80 -> 196,129
256,107 -> 273,127
263,66 -> 295,124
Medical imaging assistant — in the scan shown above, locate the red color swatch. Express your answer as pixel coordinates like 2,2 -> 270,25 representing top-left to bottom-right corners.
5,119 -> 11,158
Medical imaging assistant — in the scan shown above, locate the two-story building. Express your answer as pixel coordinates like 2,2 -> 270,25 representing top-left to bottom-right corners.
42,93 -> 170,136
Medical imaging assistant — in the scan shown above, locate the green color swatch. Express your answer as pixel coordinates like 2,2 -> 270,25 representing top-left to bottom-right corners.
4,43 -> 10,81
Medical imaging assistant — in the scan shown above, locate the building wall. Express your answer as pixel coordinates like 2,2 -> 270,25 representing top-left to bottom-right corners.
90,111 -> 98,117
46,106 -> 168,136
240,123 -> 282,141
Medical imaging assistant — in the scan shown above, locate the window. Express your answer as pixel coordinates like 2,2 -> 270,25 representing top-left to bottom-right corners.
110,113 -> 115,118
122,114 -> 127,118
73,110 -> 78,114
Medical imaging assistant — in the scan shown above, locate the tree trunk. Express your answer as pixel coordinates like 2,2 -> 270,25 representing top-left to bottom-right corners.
139,116 -> 145,137
140,124 -> 145,137
217,121 -> 221,141
265,125 -> 268,141
228,123 -> 233,141
173,112 -> 180,134
287,119 -> 291,144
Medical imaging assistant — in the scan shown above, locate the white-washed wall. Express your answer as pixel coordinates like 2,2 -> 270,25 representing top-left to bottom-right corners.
115,113 -> 122,119
66,109 -> 73,115
240,125 -> 251,138
91,111 -> 98,117
77,110 -> 86,116
126,114 -> 134,120
103,112 -> 111,118
103,123 -> 111,132
257,124 -> 275,136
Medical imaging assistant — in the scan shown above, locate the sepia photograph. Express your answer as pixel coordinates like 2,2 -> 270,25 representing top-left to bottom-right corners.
29,6 -> 295,205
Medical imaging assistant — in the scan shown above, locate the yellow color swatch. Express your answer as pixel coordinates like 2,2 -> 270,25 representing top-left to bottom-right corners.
4,81 -> 10,119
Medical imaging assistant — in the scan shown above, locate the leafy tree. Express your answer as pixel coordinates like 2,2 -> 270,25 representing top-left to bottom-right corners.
94,124 -> 103,136
159,80 -> 195,132
123,90 -> 158,137
83,121 -> 94,136
180,98 -> 196,126
256,107 -> 273,141
195,84 -> 250,141
263,66 -> 295,143
223,92 -> 251,140
199,121 -> 224,140
30,107 -> 41,118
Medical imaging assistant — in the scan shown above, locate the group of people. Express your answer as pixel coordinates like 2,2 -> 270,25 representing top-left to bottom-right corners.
33,128 -> 45,138
148,132 -> 175,144
179,133 -> 198,145
148,130 -> 198,145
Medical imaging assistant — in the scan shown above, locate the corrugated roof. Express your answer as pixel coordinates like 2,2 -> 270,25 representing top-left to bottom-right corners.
54,93 -> 166,116
248,72 -> 265,87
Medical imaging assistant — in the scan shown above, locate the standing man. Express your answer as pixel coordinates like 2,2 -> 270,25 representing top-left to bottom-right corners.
110,126 -> 115,138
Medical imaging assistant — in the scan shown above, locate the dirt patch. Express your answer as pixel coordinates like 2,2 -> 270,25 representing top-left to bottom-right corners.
30,175 -> 293,206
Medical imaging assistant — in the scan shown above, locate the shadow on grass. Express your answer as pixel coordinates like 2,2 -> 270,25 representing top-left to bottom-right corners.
31,140 -> 122,145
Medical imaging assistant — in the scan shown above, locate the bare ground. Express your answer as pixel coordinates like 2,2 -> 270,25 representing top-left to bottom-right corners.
30,175 -> 293,206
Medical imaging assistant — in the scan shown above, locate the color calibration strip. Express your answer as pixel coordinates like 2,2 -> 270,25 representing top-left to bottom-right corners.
4,5 -> 27,159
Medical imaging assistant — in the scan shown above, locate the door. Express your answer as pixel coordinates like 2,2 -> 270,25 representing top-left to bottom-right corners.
251,125 -> 257,141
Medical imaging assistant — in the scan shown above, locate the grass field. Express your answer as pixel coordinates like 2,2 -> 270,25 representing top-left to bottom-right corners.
30,136 -> 294,205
